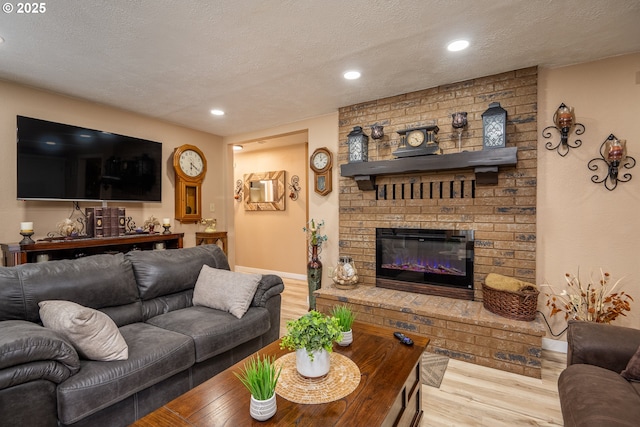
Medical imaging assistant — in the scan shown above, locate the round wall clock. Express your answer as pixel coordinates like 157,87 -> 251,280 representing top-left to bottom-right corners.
310,147 -> 333,196
173,144 -> 207,223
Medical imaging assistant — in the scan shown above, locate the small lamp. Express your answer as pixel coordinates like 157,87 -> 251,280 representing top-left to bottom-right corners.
481,102 -> 507,149
347,126 -> 369,162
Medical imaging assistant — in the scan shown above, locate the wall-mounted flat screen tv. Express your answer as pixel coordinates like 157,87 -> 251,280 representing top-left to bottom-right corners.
17,116 -> 162,202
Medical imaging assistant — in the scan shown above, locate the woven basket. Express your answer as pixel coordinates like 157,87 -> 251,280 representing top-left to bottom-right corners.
482,283 -> 539,321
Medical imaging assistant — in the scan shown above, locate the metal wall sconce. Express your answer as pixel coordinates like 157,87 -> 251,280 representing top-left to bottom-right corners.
588,134 -> 635,191
542,103 -> 586,157
234,179 -> 243,201
288,175 -> 301,200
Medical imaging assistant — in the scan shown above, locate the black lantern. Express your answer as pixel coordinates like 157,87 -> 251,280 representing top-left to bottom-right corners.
347,126 -> 369,162
481,102 -> 507,149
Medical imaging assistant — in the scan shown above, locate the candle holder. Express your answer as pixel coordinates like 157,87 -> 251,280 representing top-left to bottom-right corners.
542,103 -> 585,157
162,225 -> 171,234
19,231 -> 35,245
588,134 -> 636,191
452,112 -> 468,152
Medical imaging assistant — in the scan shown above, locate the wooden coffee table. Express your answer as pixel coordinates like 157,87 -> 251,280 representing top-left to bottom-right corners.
133,322 -> 428,426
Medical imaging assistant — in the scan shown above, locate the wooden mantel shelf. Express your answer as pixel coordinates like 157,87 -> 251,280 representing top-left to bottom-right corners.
340,146 -> 518,190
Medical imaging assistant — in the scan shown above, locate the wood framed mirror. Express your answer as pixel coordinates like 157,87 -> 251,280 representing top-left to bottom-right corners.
243,170 -> 286,211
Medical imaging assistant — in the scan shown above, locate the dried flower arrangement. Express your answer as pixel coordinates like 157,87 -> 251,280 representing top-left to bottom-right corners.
542,269 -> 633,324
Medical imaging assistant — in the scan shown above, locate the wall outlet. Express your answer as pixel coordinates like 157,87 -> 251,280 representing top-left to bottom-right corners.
209,203 -> 215,212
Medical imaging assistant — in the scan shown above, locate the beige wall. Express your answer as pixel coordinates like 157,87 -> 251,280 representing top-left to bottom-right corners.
538,52 -> 640,332
0,80 -> 225,252
233,143 -> 307,275
223,113 -> 339,278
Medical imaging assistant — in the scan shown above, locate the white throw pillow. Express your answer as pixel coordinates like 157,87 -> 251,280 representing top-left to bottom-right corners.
192,265 -> 261,319
38,300 -> 128,361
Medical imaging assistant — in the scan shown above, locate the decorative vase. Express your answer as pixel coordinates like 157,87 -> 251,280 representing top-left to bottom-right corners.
249,394 -> 277,421
332,256 -> 359,289
337,329 -> 353,346
307,244 -> 322,310
295,348 -> 330,378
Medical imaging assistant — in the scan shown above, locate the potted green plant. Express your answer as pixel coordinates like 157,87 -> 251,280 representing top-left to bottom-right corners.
331,304 -> 356,346
280,310 -> 342,378
234,354 -> 282,421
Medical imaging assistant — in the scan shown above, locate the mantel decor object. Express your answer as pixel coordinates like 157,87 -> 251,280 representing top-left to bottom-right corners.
370,124 -> 384,140
542,103 -> 586,157
347,126 -> 369,163
452,112 -> 468,152
393,125 -> 440,158
482,102 -> 507,149
588,134 -> 635,191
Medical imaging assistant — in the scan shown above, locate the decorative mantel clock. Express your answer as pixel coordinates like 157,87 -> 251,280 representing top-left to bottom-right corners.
173,144 -> 207,223
393,125 -> 440,158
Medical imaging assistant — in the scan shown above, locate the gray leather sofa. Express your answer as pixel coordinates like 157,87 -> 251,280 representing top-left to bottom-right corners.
0,244 -> 284,427
558,321 -> 640,427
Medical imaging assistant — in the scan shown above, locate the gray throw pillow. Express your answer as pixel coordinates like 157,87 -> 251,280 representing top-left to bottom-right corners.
38,300 -> 128,361
192,265 -> 261,319
621,345 -> 640,381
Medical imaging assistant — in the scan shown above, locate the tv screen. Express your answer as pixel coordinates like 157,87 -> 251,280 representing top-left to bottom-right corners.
17,116 -> 162,202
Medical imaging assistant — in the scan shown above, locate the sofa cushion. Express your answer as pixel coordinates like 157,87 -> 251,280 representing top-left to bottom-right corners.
621,344 -> 640,381
127,244 -> 230,302
56,322 -> 195,425
559,363 -> 640,427
39,300 -> 128,361
193,265 -> 261,318
146,305 -> 271,362
0,253 -> 141,324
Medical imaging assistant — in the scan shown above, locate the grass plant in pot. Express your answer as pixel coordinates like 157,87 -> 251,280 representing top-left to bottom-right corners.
234,354 -> 282,421
280,310 -> 342,378
331,304 -> 356,346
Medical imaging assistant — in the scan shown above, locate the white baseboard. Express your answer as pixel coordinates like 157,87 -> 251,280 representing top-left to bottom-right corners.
234,265 -> 307,281
542,337 -> 567,353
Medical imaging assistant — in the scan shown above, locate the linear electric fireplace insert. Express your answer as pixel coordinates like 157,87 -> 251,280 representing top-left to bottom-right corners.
376,228 -> 475,300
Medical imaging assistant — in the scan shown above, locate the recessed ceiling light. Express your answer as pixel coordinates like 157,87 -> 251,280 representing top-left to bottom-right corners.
233,145 -> 243,151
210,109 -> 225,116
0,36 -> 4,43
447,40 -> 469,52
343,71 -> 361,80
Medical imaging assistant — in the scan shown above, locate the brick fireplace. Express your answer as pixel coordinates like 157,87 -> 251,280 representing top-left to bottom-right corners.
316,67 -> 544,378
337,67 -> 537,299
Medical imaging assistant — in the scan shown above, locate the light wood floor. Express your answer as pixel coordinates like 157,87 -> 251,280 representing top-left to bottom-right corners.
280,278 -> 565,426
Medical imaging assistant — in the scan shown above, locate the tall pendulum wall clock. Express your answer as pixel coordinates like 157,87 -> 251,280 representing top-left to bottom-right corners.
173,144 -> 207,223
310,147 -> 333,196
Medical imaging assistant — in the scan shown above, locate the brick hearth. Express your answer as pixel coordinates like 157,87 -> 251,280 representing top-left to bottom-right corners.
316,286 -> 545,378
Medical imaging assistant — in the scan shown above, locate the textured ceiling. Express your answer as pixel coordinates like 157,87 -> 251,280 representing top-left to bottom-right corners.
0,0 -> 639,137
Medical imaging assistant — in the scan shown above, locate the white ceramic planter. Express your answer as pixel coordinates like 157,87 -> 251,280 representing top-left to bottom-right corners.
250,394 -> 277,421
337,329 -> 353,346
296,348 -> 330,378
